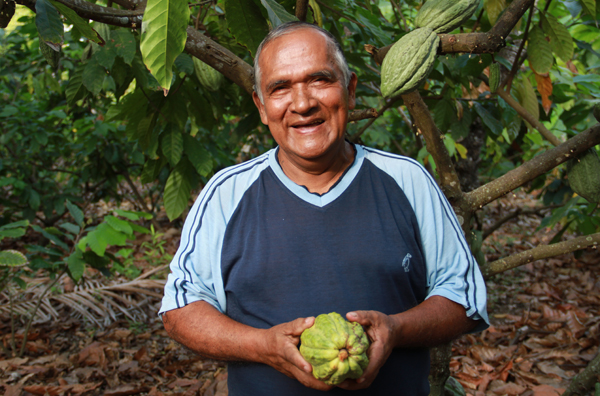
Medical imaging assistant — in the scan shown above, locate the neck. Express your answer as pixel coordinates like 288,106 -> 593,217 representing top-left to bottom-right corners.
277,140 -> 355,195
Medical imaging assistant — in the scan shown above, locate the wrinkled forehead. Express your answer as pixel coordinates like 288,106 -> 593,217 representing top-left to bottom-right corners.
258,28 -> 331,68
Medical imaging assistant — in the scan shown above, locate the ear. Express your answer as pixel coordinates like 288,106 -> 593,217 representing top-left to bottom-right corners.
347,72 -> 358,110
253,91 -> 269,125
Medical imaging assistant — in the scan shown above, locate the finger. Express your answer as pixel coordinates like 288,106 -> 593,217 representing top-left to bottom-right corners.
346,310 -> 374,326
287,316 -> 315,336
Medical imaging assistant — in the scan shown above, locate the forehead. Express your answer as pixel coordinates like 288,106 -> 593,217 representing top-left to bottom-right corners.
258,29 -> 335,80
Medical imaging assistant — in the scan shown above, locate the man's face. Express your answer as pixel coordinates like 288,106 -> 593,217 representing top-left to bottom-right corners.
253,29 -> 357,164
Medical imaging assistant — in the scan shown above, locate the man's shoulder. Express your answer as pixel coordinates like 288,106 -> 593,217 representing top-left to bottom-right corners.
205,150 -> 272,192
361,146 -> 432,183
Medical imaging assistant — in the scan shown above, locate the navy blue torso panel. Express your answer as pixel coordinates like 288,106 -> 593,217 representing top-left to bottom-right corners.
221,160 -> 430,395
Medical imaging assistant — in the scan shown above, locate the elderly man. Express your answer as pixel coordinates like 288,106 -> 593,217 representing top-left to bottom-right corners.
160,21 -> 488,395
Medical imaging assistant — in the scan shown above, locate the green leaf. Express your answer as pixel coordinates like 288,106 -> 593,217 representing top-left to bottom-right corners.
225,0 -> 269,57
82,57 -> 106,95
579,0 -> 596,17
432,98 -> 457,133
484,0 -> 506,25
49,0 -> 104,45
66,64 -> 88,105
183,134 -> 213,177
114,209 -> 153,220
140,0 -> 190,92
528,26 -> 553,74
86,222 -> 128,256
164,159 -> 195,221
0,220 -> 29,230
259,0 -> 298,27
161,124 -> 184,166
94,45 -> 116,69
174,53 -> 195,75
66,200 -> 85,227
35,0 -> 64,51
541,12 -> 574,62
111,29 -> 137,65
31,224 -> 70,251
105,215 -> 134,235
514,76 -> 539,130
473,102 -> 503,136
141,158 -> 164,183
0,250 -> 28,267
59,222 -> 81,235
28,189 -> 41,210
66,249 -> 85,282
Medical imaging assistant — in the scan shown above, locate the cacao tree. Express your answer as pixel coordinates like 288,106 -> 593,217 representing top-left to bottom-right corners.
1,0 -> 600,393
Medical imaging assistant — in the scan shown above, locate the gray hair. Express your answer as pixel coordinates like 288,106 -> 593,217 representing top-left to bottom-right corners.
253,22 -> 351,103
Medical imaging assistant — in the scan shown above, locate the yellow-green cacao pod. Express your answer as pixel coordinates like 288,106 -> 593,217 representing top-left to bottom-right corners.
381,27 -> 439,99
567,148 -> 600,203
193,58 -> 223,92
415,0 -> 480,33
300,312 -> 370,385
489,62 -> 500,93
40,40 -> 61,70
593,104 -> 600,122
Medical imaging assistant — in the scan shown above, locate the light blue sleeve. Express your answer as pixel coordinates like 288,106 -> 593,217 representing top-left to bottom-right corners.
159,153 -> 271,316
365,149 -> 489,332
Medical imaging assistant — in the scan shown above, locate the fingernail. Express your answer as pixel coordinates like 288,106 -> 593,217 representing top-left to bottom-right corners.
304,365 -> 311,372
305,317 -> 313,324
348,312 -> 357,319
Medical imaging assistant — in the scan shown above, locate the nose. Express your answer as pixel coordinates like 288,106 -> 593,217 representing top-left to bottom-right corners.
289,84 -> 317,114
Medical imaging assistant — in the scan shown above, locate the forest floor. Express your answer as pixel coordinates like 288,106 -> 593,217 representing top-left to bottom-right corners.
0,191 -> 598,396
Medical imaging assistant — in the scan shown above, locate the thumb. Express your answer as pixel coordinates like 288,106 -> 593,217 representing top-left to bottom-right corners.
346,311 -> 372,326
289,316 -> 315,336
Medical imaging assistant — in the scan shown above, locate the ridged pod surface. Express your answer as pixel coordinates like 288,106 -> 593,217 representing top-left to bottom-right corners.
415,0 -> 480,34
489,62 -> 500,93
299,312 -> 370,385
381,27 -> 439,99
193,58 -> 224,92
567,149 -> 600,204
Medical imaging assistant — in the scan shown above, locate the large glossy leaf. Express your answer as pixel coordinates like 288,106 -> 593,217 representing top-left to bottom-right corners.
528,26 -> 553,74
111,29 -> 137,65
183,134 -> 213,177
225,0 -> 269,57
484,0 -> 506,25
308,0 -> 323,27
164,159 -> 195,221
161,124 -> 184,167
473,102 -> 503,136
49,0 -> 104,45
65,200 -> 84,227
35,0 -> 64,51
140,0 -> 190,93
541,12 -> 574,62
514,75 -> 539,130
65,64 -> 88,105
82,57 -> 105,95
259,0 -> 298,27
579,0 -> 596,17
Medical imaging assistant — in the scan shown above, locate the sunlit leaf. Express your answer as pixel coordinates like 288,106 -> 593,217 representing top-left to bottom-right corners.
484,0 -> 505,25
49,0 -> 104,45
541,12 -> 574,62
513,75 -> 539,130
533,71 -> 553,116
140,0 -> 190,92
528,26 -> 553,74
578,0 -> 596,17
224,0 -> 269,57
259,0 -> 298,27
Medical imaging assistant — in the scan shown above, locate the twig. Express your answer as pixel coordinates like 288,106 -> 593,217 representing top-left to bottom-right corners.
348,108 -> 378,122
296,0 -> 309,21
481,232 -> 600,278
349,99 -> 397,141
389,0 -> 408,32
466,124 -> 600,210
471,8 -> 484,32
505,2 -> 534,91
482,205 -> 561,240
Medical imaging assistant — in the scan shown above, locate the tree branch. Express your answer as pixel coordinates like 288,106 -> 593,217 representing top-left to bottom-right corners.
481,232 -> 600,279
496,87 -> 561,146
505,2 -> 534,91
562,352 -> 600,396
401,91 -> 463,202
348,108 -> 378,122
50,0 -> 144,27
467,124 -> 600,211
295,0 -> 308,21
482,205 -> 559,240
349,99 -> 397,141
371,0 -> 534,65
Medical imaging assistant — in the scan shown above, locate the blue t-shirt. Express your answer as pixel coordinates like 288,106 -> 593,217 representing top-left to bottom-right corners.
160,144 -> 489,395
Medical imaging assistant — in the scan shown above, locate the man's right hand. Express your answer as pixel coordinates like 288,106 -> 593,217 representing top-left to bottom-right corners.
260,316 -> 334,391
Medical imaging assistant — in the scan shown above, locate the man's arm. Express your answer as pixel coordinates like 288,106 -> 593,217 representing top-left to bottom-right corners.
338,295 -> 478,390
162,300 -> 334,391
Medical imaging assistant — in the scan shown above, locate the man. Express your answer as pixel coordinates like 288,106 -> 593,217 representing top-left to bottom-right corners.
160,21 -> 489,395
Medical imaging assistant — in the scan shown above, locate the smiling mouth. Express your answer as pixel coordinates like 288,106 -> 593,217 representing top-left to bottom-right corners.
293,119 -> 325,129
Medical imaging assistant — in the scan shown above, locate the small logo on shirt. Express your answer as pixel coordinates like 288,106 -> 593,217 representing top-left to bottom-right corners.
402,253 -> 412,272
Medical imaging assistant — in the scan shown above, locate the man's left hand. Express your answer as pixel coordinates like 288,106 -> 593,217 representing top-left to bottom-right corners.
336,310 -> 399,390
